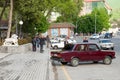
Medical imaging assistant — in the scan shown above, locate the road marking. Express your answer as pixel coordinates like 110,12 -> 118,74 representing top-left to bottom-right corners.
62,65 -> 72,80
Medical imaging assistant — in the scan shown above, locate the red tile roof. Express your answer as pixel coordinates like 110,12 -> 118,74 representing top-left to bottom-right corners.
49,23 -> 75,28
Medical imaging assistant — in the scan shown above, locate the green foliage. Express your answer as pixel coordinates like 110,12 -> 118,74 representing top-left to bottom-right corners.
77,8 -> 110,34
1,0 -> 83,37
13,0 -> 50,36
56,0 -> 83,23
91,8 -> 110,31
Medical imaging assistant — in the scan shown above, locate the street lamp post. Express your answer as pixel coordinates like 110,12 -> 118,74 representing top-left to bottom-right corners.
19,20 -> 23,38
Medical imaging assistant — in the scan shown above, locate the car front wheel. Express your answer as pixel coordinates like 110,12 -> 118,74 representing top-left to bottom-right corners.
103,56 -> 112,65
111,47 -> 114,50
54,46 -> 58,49
71,58 -> 79,67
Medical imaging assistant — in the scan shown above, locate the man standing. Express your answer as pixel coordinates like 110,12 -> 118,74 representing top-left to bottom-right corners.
39,35 -> 45,53
31,37 -> 36,51
64,38 -> 68,47
36,35 -> 40,48
46,35 -> 50,48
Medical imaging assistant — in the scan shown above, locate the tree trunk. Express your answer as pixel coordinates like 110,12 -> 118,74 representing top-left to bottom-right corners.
7,0 -> 13,38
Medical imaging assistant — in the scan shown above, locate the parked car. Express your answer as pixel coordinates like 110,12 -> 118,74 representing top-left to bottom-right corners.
90,34 -> 99,39
57,35 -> 67,41
67,39 -> 77,44
51,43 -> 116,67
50,38 -> 59,43
98,39 -> 114,50
51,41 -> 64,49
99,34 -> 105,38
104,33 -> 112,38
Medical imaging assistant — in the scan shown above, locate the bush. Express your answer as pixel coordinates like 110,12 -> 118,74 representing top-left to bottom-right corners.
18,37 -> 32,45
0,40 -> 4,46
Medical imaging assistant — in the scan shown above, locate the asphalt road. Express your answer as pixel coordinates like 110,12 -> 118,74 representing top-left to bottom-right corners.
52,36 -> 120,80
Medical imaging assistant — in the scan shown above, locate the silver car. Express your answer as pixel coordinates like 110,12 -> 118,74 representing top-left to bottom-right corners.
98,39 -> 114,50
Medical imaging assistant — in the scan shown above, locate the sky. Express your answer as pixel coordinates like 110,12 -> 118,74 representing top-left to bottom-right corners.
107,0 -> 120,9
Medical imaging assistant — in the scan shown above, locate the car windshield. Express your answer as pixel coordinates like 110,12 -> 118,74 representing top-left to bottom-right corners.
101,40 -> 111,43
62,44 -> 74,51
92,34 -> 99,36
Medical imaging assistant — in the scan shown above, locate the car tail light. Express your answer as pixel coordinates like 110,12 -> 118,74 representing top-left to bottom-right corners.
51,53 -> 54,56
57,54 -> 62,58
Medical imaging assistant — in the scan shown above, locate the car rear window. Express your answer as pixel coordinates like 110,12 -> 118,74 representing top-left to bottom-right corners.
62,44 -> 74,51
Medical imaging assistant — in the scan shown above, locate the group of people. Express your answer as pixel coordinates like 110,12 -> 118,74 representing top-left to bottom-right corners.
31,35 -> 50,53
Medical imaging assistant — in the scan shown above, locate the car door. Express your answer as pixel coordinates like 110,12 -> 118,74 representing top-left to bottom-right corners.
86,44 -> 101,61
75,44 -> 90,61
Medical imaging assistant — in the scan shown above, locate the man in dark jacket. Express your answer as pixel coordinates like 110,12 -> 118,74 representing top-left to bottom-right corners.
46,35 -> 50,48
32,37 -> 36,51
39,36 -> 45,53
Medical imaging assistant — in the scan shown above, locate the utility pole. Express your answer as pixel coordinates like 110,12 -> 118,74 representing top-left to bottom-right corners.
95,13 -> 96,34
7,0 -> 13,38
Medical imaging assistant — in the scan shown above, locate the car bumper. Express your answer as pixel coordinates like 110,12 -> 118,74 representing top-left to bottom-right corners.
101,46 -> 114,49
50,56 -> 64,62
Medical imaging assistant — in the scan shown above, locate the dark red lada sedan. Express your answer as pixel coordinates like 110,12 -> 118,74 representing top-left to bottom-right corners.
51,43 -> 116,67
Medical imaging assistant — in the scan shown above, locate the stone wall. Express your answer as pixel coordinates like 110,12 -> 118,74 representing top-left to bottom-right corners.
0,43 -> 32,53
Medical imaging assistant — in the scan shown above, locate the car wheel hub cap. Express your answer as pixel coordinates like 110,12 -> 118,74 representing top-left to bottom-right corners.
73,60 -> 78,65
105,58 -> 110,63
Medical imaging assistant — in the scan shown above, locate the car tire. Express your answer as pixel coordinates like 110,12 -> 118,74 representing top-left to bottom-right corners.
111,47 -> 114,50
93,61 -> 98,63
103,56 -> 112,65
61,62 -> 68,65
71,58 -> 79,67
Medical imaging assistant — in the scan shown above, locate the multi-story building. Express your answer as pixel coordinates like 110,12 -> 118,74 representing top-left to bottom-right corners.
80,0 -> 112,16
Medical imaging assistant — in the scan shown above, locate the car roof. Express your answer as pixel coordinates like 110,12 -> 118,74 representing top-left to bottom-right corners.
73,43 -> 97,45
99,39 -> 111,41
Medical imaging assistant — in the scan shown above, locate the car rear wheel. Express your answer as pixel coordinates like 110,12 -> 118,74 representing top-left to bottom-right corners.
103,56 -> 112,65
71,58 -> 79,67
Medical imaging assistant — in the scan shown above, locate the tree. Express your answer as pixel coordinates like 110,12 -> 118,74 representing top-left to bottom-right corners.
0,0 -> 83,37
12,0 -> 83,36
76,8 -> 110,34
56,0 -> 83,23
91,8 -> 110,32
0,0 -> 9,25
13,0 -> 50,36
7,0 -> 13,38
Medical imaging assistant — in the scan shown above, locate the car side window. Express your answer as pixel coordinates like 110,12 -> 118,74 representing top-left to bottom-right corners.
88,44 -> 99,51
76,44 -> 86,51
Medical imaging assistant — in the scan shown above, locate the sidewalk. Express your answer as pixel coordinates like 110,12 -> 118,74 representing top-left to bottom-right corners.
0,53 -> 12,60
0,46 -> 54,80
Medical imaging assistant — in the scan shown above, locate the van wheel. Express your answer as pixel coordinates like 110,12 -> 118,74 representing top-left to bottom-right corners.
103,56 -> 112,65
54,46 -> 58,49
71,58 -> 79,67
